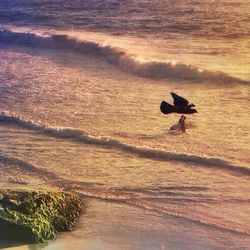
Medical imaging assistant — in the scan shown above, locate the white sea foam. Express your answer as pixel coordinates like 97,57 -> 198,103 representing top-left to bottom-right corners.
1,111 -> 249,175
7,177 -> 31,185
0,28 -> 247,83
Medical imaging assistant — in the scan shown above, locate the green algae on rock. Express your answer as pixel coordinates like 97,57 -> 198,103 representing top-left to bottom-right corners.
0,189 -> 84,243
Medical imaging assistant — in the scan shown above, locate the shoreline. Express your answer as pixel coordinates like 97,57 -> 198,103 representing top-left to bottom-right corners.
2,196 -> 250,250
1,183 -> 250,250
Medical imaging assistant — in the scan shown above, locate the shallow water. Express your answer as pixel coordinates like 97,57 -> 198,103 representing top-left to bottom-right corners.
0,1 -> 250,249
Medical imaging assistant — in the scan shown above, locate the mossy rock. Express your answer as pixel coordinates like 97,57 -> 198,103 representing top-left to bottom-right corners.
0,189 -> 84,243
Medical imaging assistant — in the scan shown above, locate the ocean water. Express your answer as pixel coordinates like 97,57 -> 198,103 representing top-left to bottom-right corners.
0,0 -> 250,249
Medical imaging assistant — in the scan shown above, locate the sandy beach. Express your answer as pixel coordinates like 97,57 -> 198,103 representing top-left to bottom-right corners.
1,1 -> 250,249
2,190 -> 250,250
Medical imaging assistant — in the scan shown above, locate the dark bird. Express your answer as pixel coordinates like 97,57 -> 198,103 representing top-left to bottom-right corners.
160,92 -> 197,114
170,92 -> 195,108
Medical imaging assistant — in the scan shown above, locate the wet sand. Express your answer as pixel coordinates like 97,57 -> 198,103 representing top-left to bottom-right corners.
1,198 -> 244,250
1,183 -> 250,250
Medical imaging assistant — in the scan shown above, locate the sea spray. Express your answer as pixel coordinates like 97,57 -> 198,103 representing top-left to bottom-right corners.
0,28 -> 246,83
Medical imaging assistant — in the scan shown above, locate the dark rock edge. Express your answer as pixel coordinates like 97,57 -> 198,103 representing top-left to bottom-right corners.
0,189 -> 85,243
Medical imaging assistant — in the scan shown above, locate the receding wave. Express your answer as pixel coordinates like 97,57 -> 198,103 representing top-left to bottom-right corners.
1,152 -> 249,236
1,111 -> 249,176
0,153 -> 58,179
128,199 -> 250,236
0,153 -> 104,189
70,186 -> 250,236
0,28 -> 247,83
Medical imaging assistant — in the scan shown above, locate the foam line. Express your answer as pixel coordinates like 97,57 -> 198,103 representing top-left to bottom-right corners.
0,28 -> 247,83
1,111 -> 249,176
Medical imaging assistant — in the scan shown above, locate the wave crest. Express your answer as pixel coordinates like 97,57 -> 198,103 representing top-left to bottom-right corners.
0,28 -> 246,83
1,111 -> 249,176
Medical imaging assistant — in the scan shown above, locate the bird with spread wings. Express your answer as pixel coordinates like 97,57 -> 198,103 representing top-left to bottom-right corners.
160,92 -> 197,114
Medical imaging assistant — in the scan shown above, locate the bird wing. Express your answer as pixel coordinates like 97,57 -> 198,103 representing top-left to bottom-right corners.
170,92 -> 189,106
160,101 -> 174,114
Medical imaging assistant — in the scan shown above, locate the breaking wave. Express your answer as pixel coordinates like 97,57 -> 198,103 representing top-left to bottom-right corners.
0,28 -> 247,83
1,111 -> 249,176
